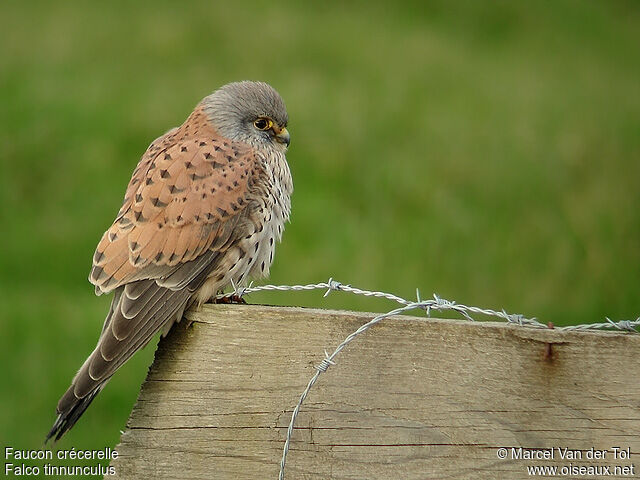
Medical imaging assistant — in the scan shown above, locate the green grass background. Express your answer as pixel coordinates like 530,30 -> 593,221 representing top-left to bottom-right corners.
1,0 -> 639,476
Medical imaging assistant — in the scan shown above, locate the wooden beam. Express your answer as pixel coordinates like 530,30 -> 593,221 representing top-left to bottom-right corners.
110,304 -> 640,479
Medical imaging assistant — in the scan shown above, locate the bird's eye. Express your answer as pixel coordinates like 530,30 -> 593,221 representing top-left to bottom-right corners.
253,118 -> 272,131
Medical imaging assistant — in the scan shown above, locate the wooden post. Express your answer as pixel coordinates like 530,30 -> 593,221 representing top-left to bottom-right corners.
110,304 -> 640,479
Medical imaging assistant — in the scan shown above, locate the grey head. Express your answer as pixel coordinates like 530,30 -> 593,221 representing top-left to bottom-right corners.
202,81 -> 290,151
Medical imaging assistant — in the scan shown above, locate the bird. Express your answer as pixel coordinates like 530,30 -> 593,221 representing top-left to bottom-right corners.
46,81 -> 293,442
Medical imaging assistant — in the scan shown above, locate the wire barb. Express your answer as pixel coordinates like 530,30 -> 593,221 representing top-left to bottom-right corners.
323,277 -> 344,297
315,350 -> 336,372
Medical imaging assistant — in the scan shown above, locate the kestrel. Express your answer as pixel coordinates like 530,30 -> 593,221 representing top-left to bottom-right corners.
46,81 -> 293,441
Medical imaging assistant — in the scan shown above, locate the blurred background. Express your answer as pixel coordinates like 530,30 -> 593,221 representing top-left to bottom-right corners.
1,0 -> 638,475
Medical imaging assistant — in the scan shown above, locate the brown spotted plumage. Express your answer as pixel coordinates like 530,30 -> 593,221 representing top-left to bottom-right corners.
47,81 -> 292,441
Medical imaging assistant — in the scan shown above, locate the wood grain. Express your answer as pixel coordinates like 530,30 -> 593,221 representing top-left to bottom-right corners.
110,304 -> 640,479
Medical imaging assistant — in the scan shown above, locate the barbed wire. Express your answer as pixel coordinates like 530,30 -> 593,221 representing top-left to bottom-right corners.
218,277 -> 640,480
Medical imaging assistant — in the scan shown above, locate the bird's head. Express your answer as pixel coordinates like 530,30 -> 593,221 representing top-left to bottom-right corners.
202,81 -> 290,152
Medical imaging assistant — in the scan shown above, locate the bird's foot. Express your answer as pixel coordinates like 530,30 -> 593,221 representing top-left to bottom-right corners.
212,294 -> 247,304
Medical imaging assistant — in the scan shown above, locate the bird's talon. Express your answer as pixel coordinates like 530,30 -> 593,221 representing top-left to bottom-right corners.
230,294 -> 247,304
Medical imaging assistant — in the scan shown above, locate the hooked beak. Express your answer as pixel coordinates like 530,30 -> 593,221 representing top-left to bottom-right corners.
272,126 -> 290,147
